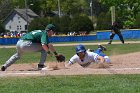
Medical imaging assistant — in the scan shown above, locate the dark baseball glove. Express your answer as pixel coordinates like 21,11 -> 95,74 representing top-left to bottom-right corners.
55,54 -> 65,62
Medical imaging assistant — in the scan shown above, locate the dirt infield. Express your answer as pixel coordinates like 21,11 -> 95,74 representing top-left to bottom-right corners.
0,52 -> 140,77
0,41 -> 140,77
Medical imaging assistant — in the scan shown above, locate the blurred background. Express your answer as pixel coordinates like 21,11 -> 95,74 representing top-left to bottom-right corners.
0,0 -> 140,36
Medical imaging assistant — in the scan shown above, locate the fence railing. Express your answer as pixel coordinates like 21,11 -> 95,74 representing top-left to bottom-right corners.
0,29 -> 140,45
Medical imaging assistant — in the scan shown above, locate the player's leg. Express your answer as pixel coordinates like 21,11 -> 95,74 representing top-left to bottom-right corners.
1,40 -> 44,71
1,52 -> 21,71
38,49 -> 47,70
98,44 -> 106,51
18,40 -> 42,52
94,48 -> 106,57
108,33 -> 115,44
117,33 -> 124,44
17,40 -> 47,69
1,40 -> 23,71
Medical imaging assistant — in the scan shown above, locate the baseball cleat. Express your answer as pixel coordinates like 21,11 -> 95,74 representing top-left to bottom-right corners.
87,49 -> 94,52
98,44 -> 107,51
1,66 -> 6,71
37,64 -> 46,70
108,42 -> 111,44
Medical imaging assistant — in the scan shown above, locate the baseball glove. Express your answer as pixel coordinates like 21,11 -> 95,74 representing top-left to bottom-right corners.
55,54 -> 65,62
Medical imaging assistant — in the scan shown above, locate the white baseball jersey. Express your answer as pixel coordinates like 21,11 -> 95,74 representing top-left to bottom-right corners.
68,52 -> 99,67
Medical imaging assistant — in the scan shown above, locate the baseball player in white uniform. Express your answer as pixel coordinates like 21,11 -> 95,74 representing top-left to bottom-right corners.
66,44 -> 107,68
87,44 -> 111,63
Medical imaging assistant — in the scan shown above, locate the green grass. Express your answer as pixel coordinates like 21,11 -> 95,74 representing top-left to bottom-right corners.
52,39 -> 140,44
0,75 -> 140,93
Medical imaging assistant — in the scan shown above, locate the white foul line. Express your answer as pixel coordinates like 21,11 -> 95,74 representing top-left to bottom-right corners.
9,73 -> 41,75
1,67 -> 140,76
107,67 -> 140,70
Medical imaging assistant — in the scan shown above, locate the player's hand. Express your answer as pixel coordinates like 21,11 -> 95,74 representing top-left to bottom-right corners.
64,63 -> 71,69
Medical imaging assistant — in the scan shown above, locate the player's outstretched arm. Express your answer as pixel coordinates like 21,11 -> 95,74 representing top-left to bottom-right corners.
48,43 -> 57,53
65,63 -> 71,68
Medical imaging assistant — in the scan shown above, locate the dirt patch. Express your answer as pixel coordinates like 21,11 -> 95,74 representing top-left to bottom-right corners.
0,52 -> 140,76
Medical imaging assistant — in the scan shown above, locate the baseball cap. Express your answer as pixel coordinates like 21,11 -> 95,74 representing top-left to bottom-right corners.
75,44 -> 86,53
45,24 -> 55,31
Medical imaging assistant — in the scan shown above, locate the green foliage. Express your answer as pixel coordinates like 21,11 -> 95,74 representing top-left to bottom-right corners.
28,18 -> 49,31
0,0 -> 13,20
134,13 -> 140,28
59,16 -> 71,34
99,0 -> 140,29
12,0 -> 90,18
123,20 -> 135,29
117,8 -> 135,28
96,12 -> 111,30
70,15 -> 94,34
0,23 -> 6,33
29,0 -> 58,16
61,0 -> 88,16
28,0 -> 42,15
93,0 -> 109,16
28,15 -> 93,34
8,0 -> 140,31
12,0 -> 25,8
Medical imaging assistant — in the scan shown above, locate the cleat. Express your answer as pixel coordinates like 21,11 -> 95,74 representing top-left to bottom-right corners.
108,42 -> 111,44
98,44 -> 107,51
37,64 -> 46,70
1,66 -> 6,71
87,49 -> 94,52
121,40 -> 124,44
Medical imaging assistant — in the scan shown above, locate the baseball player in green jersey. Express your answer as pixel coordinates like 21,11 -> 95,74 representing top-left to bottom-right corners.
1,24 -> 60,71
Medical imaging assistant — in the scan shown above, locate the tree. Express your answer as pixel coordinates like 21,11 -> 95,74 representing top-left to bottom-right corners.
28,18 -> 49,31
49,16 -> 61,34
91,0 -> 108,16
61,0 -> 89,16
28,0 -> 42,16
69,15 -> 94,34
59,16 -> 71,34
134,13 -> 140,28
96,12 -> 111,30
28,17 -> 62,34
29,0 -> 58,17
0,0 -> 13,20
12,0 -> 25,8
100,0 -> 140,28
0,23 -> 6,33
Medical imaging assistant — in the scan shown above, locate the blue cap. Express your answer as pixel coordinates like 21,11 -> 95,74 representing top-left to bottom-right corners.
75,44 -> 86,53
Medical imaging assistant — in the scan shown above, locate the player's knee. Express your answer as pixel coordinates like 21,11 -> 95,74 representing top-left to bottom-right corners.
13,53 -> 21,60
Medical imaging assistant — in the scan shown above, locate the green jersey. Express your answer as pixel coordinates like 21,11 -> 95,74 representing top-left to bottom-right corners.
21,30 -> 50,44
